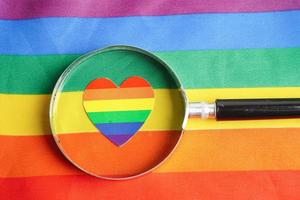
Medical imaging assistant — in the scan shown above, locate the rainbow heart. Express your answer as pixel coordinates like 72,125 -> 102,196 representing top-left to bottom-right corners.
83,76 -> 155,146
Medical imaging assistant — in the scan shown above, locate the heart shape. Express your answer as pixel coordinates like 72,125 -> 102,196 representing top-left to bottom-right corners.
83,76 -> 155,146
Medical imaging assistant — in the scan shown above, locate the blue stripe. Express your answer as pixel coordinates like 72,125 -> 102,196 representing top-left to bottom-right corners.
0,11 -> 300,55
95,122 -> 143,135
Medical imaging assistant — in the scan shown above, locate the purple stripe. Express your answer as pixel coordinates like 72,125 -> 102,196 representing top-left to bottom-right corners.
95,122 -> 143,135
106,134 -> 135,146
96,122 -> 143,146
1,0 -> 300,19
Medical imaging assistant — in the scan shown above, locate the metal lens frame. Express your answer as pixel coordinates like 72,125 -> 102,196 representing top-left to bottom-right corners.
50,45 -> 189,180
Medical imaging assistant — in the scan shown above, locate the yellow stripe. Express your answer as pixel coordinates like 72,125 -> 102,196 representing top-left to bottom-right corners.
0,94 -> 51,135
186,87 -> 300,102
53,89 -> 184,134
1,87 -> 300,136
186,87 -> 300,130
83,98 -> 154,112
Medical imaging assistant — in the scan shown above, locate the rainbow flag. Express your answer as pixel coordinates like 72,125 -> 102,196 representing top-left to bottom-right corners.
1,0 -> 300,199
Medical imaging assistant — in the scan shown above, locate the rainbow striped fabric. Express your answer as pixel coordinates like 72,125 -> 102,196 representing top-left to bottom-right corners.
50,48 -> 183,178
1,0 -> 300,199
83,77 -> 155,146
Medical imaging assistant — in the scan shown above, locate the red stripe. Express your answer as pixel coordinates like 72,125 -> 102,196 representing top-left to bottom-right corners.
1,171 -> 300,199
1,0 -> 300,19
86,78 -> 116,89
120,76 -> 151,88
86,77 -> 151,90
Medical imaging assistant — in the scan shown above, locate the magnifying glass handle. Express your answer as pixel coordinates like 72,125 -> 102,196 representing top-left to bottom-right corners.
189,98 -> 300,120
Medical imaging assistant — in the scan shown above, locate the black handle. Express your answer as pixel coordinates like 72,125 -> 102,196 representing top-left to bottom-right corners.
216,98 -> 300,120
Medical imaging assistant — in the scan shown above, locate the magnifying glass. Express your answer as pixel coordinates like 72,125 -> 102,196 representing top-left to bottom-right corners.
50,45 -> 300,180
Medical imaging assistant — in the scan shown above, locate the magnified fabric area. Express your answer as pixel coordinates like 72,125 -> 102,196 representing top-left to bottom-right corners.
50,48 -> 186,178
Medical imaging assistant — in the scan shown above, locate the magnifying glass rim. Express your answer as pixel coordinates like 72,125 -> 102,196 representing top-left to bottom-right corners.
49,45 -> 189,180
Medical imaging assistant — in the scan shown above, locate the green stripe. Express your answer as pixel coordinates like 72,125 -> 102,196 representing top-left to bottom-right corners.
1,48 -> 300,94
87,110 -> 151,124
60,49 -> 180,91
1,54 -> 78,94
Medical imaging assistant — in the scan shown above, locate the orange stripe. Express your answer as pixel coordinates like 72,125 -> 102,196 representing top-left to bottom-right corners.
0,135 -> 81,177
0,131 -> 180,177
1,171 -> 300,199
1,128 -> 300,177
83,87 -> 154,100
54,130 -> 181,178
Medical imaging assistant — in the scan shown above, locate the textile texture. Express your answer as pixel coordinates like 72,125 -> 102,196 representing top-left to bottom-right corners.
1,0 -> 300,199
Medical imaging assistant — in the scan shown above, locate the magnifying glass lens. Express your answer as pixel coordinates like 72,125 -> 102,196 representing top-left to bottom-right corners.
50,46 -> 187,179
